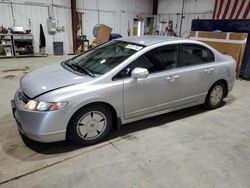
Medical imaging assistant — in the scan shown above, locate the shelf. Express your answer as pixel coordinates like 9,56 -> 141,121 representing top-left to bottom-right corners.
0,55 -> 14,58
13,36 -> 33,40
0,44 -> 12,46
1,34 -> 13,57
0,36 -> 12,40
15,54 -> 35,57
0,33 -> 34,57
0,33 -> 13,36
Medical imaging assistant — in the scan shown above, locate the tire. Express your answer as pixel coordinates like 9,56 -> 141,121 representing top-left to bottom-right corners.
67,104 -> 113,146
205,81 -> 225,109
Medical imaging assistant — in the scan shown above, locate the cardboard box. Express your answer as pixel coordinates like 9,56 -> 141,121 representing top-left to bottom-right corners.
96,24 -> 112,43
189,31 -> 248,78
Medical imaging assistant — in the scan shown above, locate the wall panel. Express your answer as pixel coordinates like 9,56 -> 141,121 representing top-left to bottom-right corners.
53,6 -> 73,55
0,1 -> 72,54
1,0 -> 153,54
0,3 -> 13,27
84,10 -> 99,42
99,11 -> 116,32
158,0 -> 213,37
78,0 -> 153,41
120,12 -> 133,37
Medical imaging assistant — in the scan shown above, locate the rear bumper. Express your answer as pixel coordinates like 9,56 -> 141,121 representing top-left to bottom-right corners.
11,92 -> 67,143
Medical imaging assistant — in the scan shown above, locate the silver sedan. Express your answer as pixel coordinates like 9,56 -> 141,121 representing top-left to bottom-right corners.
11,36 -> 236,145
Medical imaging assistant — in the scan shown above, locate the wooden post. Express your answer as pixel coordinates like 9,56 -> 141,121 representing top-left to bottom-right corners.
71,0 -> 77,53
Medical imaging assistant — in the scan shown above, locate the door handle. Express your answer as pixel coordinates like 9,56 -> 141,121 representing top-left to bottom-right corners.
166,76 -> 175,81
204,68 -> 214,74
166,75 -> 180,82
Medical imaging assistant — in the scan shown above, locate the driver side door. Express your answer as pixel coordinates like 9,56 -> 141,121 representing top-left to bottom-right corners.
117,44 -> 181,119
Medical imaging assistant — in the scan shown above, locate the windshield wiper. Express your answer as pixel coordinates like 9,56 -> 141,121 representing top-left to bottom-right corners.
64,60 -> 95,78
71,63 -> 95,78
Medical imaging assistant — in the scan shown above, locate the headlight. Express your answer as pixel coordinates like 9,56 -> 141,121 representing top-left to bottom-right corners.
25,100 -> 67,111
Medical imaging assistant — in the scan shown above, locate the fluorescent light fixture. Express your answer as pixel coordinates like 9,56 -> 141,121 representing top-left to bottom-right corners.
137,21 -> 141,36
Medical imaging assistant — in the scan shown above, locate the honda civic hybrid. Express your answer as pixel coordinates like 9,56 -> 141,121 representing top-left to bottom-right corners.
11,36 -> 236,145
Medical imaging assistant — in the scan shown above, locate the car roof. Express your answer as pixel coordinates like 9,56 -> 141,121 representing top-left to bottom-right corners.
117,36 -> 188,46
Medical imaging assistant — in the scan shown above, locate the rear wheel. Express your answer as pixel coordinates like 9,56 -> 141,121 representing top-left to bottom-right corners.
205,82 -> 225,109
67,104 -> 113,145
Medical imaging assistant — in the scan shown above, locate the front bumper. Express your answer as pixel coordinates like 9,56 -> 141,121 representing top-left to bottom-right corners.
11,91 -> 67,143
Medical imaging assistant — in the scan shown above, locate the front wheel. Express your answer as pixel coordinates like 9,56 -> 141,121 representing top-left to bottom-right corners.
67,104 -> 113,145
205,82 -> 225,109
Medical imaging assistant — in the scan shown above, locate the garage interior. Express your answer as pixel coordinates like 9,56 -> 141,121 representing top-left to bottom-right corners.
0,0 -> 250,187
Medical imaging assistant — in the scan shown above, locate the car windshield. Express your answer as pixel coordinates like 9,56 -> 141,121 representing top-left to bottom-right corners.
71,40 -> 145,75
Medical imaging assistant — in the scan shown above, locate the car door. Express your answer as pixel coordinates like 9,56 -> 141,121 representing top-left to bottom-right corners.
116,44 -> 180,119
176,43 -> 216,104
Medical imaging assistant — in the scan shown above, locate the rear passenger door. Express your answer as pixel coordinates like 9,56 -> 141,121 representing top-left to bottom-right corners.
177,43 -> 216,104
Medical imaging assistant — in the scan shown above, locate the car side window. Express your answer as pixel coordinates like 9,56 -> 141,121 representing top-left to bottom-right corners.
146,44 -> 178,70
113,44 -> 178,80
113,55 -> 154,80
180,44 -> 214,67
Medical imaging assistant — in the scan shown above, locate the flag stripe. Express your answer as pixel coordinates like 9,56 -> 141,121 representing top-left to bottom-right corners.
217,0 -> 225,19
213,0 -> 250,19
235,0 -> 246,19
226,0 -> 236,19
243,0 -> 250,18
229,0 -> 239,19
238,0 -> 249,18
222,0 -> 231,19
213,0 -> 219,19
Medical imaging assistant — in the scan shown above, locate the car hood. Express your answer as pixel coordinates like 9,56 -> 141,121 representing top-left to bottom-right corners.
20,63 -> 93,98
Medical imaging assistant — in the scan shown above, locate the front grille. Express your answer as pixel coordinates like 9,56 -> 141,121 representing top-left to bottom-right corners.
18,91 -> 30,104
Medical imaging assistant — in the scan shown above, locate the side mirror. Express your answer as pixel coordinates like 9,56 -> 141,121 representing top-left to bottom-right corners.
131,67 -> 149,79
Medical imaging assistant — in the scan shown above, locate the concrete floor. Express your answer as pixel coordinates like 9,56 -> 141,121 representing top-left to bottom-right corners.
0,56 -> 250,188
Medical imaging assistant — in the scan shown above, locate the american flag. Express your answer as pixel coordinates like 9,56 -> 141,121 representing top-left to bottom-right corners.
213,0 -> 250,19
